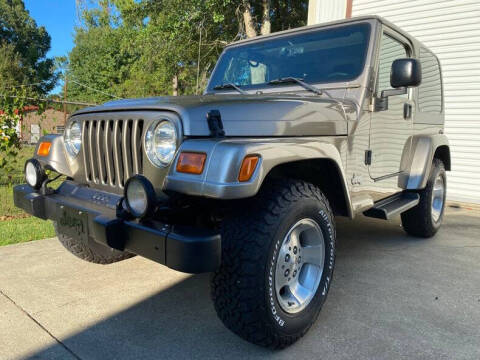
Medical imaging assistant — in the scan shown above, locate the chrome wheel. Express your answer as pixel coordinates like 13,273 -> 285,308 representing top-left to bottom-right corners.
274,218 -> 325,314
431,173 -> 445,223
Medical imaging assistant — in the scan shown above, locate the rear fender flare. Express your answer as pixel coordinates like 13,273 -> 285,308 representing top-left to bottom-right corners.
398,134 -> 450,190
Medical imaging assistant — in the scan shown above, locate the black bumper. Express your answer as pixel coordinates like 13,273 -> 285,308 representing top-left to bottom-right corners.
13,181 -> 221,274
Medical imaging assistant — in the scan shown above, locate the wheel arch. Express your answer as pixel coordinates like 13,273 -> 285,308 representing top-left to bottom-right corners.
398,134 -> 450,190
265,158 -> 352,218
166,138 -> 353,218
433,144 -> 451,171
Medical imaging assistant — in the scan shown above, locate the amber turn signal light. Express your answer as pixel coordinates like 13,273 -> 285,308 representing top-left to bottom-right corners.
37,142 -> 52,157
176,152 -> 207,175
238,155 -> 259,182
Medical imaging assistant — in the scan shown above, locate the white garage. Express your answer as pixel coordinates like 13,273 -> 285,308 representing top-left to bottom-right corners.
308,0 -> 480,204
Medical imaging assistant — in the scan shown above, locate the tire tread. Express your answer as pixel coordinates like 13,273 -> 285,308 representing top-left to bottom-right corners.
211,179 -> 334,348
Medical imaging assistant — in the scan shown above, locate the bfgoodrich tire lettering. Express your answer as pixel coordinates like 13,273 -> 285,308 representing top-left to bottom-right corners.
211,179 -> 336,348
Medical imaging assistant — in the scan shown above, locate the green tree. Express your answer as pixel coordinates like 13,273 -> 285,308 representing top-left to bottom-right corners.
0,0 -> 57,94
68,0 -> 308,99
0,0 -> 55,172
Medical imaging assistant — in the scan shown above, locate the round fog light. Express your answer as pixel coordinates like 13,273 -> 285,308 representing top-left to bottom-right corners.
124,175 -> 156,218
25,159 -> 47,190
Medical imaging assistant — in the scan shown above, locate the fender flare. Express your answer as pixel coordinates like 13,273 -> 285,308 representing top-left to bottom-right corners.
165,138 -> 352,216
398,134 -> 450,190
32,134 -> 73,177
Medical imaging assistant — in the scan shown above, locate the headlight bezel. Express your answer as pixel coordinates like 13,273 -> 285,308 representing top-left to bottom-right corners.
64,120 -> 82,157
144,119 -> 179,168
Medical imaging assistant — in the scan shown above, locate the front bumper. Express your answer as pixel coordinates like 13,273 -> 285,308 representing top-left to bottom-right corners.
13,181 -> 221,274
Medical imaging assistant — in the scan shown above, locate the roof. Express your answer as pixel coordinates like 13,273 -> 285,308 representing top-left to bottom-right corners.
227,15 -> 430,52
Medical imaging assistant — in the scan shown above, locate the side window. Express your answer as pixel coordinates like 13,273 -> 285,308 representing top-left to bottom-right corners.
377,33 -> 409,98
418,48 -> 442,113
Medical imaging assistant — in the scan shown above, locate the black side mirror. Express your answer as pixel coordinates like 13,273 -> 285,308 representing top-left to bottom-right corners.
376,58 -> 422,111
391,58 -> 422,88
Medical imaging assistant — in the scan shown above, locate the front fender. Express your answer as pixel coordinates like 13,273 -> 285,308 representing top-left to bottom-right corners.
32,134 -> 73,177
165,137 -> 351,205
398,134 -> 450,190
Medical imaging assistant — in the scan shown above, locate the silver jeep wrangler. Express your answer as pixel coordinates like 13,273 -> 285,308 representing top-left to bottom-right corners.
15,16 -> 450,348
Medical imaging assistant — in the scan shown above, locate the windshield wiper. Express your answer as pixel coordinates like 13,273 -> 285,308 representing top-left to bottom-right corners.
268,77 -> 323,95
213,83 -> 247,94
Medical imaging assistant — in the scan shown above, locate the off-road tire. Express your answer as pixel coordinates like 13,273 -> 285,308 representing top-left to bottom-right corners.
401,159 -> 446,238
54,222 -> 135,264
211,179 -> 336,348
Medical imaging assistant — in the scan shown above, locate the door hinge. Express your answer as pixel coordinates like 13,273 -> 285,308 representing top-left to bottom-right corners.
365,150 -> 372,165
403,103 -> 412,119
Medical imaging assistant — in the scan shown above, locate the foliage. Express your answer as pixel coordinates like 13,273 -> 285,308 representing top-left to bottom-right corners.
0,86 -> 46,173
0,0 -> 56,174
68,0 -> 308,100
0,0 -> 57,94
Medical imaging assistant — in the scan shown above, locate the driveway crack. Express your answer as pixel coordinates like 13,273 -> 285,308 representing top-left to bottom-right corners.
0,289 -> 82,360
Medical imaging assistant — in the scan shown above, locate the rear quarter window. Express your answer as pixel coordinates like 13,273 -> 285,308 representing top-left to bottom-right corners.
418,48 -> 442,113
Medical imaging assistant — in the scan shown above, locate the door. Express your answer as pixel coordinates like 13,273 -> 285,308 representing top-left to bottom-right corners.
369,31 -> 413,180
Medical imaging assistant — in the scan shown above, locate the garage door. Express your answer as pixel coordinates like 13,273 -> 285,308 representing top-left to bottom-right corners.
352,0 -> 480,204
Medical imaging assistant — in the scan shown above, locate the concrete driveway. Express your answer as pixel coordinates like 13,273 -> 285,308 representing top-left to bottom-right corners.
0,207 -> 479,360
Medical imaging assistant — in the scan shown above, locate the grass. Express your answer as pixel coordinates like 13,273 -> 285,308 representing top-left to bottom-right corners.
0,216 -> 55,246
0,145 -> 57,246
0,145 -> 36,185
0,184 -> 25,218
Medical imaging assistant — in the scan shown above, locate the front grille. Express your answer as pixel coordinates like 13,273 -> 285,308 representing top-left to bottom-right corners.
82,118 -> 144,189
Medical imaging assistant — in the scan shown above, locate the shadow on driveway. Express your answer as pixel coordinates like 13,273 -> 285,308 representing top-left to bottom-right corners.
15,210 -> 480,359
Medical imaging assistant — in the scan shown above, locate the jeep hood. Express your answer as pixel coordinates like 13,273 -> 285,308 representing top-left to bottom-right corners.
73,94 -> 351,136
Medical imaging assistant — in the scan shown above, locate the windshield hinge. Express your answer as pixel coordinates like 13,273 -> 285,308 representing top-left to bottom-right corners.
368,97 -> 375,112
207,110 -> 225,138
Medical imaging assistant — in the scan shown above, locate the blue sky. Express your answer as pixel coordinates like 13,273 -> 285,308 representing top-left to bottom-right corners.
24,1 -> 77,93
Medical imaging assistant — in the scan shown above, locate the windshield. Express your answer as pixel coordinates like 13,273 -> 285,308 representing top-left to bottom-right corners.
207,23 -> 371,93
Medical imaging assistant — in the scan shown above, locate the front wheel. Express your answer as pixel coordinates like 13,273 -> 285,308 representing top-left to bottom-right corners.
211,179 -> 336,348
401,159 -> 447,237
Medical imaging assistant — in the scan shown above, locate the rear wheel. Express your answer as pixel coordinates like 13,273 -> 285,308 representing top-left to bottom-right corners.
211,179 -> 336,348
401,159 -> 446,237
54,222 -> 134,264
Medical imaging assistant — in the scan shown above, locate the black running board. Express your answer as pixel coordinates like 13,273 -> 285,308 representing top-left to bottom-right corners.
363,192 -> 420,220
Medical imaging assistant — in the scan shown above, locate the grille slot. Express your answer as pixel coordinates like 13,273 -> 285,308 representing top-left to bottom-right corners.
82,118 -> 144,189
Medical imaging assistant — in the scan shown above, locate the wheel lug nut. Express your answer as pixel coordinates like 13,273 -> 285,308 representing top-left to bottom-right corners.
285,254 -> 290,262
298,256 -> 301,263
284,269 -> 290,277
293,246 -> 298,254
293,270 -> 297,277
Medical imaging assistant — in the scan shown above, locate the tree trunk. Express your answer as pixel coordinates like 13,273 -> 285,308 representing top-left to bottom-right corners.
172,74 -> 178,96
242,1 -> 258,38
260,0 -> 271,35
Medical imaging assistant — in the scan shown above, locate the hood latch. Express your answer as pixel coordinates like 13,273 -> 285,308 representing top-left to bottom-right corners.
207,110 -> 225,138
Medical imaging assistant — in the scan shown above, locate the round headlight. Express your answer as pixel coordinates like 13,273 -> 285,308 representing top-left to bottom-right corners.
124,175 -> 156,218
25,159 -> 47,190
145,120 -> 177,167
65,120 -> 82,157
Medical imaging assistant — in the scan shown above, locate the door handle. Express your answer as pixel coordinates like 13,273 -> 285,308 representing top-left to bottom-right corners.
404,103 -> 412,120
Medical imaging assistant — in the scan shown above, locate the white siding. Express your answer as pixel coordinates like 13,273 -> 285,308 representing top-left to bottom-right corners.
308,0 -> 347,25
352,0 -> 480,204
